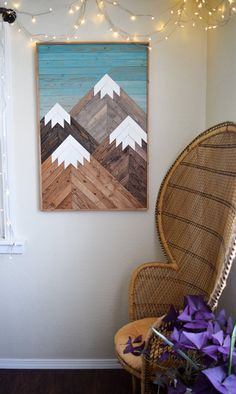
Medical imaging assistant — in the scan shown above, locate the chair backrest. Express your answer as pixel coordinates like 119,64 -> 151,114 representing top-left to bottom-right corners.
156,122 -> 236,308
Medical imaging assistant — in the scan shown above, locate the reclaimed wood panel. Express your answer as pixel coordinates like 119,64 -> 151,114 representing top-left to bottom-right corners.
37,43 -> 149,211
42,156 -> 143,210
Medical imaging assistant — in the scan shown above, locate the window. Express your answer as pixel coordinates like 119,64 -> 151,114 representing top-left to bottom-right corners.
0,22 -> 24,254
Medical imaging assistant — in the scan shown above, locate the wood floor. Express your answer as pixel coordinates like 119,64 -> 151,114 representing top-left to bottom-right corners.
0,369 -> 132,394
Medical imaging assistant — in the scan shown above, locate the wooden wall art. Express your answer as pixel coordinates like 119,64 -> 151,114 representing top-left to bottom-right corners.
36,43 -> 149,211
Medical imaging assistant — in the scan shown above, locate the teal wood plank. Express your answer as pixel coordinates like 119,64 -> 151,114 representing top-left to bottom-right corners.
38,43 -> 148,116
38,43 -> 148,53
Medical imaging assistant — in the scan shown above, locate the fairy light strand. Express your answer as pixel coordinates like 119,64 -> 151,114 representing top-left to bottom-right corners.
0,22 -> 16,249
3,0 -> 235,44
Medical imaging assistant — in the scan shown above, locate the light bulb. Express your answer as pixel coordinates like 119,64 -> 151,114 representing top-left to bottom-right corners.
32,16 -> 36,23
130,15 -> 136,21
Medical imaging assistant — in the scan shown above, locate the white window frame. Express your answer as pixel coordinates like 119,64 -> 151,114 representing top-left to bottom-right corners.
0,22 -> 24,254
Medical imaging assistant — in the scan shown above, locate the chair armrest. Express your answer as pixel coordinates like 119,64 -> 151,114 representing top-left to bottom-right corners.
128,262 -> 189,321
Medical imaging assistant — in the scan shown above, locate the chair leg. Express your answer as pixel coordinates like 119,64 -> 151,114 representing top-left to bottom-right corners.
132,375 -> 139,394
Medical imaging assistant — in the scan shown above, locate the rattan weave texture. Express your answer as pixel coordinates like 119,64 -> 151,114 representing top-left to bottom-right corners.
116,122 -> 236,394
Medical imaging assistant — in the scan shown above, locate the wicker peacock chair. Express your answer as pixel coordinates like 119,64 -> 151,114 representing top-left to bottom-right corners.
114,122 -> 236,394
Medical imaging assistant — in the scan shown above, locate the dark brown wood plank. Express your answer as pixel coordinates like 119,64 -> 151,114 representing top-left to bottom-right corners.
40,117 -> 98,163
0,369 -> 132,394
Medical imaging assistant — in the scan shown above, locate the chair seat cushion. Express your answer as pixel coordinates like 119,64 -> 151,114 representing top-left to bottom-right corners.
114,317 -> 162,376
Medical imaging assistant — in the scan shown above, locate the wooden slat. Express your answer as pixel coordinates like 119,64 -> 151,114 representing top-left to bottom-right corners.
41,155 -> 143,210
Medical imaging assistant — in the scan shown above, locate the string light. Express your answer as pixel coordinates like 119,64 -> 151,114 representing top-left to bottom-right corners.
9,0 -> 236,45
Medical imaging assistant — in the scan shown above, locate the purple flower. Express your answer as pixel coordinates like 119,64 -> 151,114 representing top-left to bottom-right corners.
123,335 -> 145,356
184,295 -> 213,316
180,331 -> 209,350
177,296 -> 214,334
192,372 -> 221,393
202,366 -> 236,394
167,381 -> 189,394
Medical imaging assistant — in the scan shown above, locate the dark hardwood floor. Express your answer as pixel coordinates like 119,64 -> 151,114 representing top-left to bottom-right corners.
0,369 -> 132,394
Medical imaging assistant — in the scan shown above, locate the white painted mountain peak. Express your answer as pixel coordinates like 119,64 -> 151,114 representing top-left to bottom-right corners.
44,103 -> 71,128
94,74 -> 120,99
109,116 -> 147,151
52,135 -> 90,169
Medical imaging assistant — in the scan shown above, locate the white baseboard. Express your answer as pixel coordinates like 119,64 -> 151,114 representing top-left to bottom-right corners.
0,358 -> 121,369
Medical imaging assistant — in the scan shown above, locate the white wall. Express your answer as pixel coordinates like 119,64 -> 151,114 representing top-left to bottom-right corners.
0,3 -> 207,359
206,18 -> 236,319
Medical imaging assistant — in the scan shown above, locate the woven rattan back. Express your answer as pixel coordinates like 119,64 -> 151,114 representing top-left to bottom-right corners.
156,122 -> 236,308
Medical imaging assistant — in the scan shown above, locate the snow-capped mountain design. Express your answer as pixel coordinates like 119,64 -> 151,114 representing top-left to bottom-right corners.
45,103 -> 71,128
94,74 -> 120,99
52,135 -> 90,168
109,116 -> 147,151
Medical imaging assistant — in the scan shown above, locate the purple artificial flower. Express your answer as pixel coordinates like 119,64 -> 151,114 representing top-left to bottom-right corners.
184,295 -> 213,315
202,366 -> 236,394
177,296 -> 214,333
167,380 -> 189,394
180,331 -> 209,350
133,335 -> 143,344
201,330 -> 225,361
123,335 -> 145,356
216,309 -> 234,335
164,304 -> 179,324
192,372 -> 221,394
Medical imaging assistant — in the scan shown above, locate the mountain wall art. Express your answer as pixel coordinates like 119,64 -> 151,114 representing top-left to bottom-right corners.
36,43 -> 149,211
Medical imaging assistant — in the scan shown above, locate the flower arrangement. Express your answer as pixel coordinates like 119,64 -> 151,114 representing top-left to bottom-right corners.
124,295 -> 236,394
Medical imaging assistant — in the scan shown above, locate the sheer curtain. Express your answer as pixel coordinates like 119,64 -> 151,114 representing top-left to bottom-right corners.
0,22 -> 13,242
